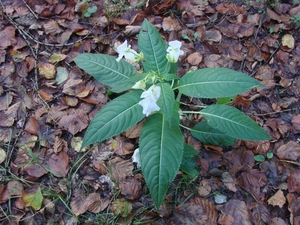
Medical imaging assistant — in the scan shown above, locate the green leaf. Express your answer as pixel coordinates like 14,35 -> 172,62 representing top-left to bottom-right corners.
254,155 -> 265,162
200,105 -> 270,141
217,96 -> 235,105
180,144 -> 199,179
74,53 -> 136,93
177,68 -> 264,98
82,91 -> 144,148
267,152 -> 274,159
139,111 -> 183,208
191,121 -> 235,146
156,83 -> 175,122
87,6 -> 97,13
138,19 -> 170,75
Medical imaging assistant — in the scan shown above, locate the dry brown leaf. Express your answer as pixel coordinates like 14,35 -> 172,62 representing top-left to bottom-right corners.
292,114 -> 300,133
169,198 -> 217,225
38,89 -> 53,102
119,176 -> 142,200
276,141 -> 300,161
70,189 -> 87,216
222,199 -> 252,225
85,193 -> 109,213
267,8 -> 290,22
218,213 -> 235,225
270,217 -> 286,225
24,117 -> 40,135
187,52 -> 203,66
287,169 -> 300,192
0,102 -> 20,127
58,114 -> 88,135
0,147 -> 7,164
162,16 -> 181,32
198,179 -> 212,197
44,20 -> 63,34
267,189 -> 286,208
205,29 -> 222,42
23,163 -> 48,179
7,181 -> 23,196
111,136 -> 135,156
108,158 -> 133,183
124,120 -> 144,139
48,151 -> 69,177
221,172 -> 237,192
0,26 -> 17,49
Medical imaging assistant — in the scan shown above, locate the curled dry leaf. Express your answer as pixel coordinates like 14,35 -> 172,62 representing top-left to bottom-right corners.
267,189 -> 286,208
108,158 -> 134,183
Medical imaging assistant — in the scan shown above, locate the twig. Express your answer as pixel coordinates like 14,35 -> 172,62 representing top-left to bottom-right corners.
21,0 -> 38,19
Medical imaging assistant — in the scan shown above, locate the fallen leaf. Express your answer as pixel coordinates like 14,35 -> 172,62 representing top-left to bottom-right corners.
111,136 -> 135,156
221,172 -> 237,192
119,176 -> 142,200
70,189 -> 87,216
0,185 -> 9,204
198,179 -> 211,197
44,20 -> 63,34
0,102 -> 20,127
169,198 -> 217,224
222,199 -> 252,225
267,8 -> 290,22
270,217 -> 286,225
276,141 -> 300,161
112,198 -> 132,217
268,189 -> 286,208
187,52 -> 203,66
108,158 -> 134,183
0,26 -> 17,49
205,29 -> 222,42
0,148 -> 7,164
55,66 -> 69,84
22,186 -> 43,210
287,169 -> 300,192
24,117 -> 40,135
85,193 -> 109,213
162,16 -> 181,32
39,63 -> 56,79
292,114 -> 300,133
7,181 -> 23,196
23,163 -> 48,179
281,34 -> 295,49
48,151 -> 69,177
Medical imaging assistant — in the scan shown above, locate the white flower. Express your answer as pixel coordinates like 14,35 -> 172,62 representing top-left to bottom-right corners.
115,40 -> 142,62
132,148 -> 141,168
132,80 -> 146,89
166,40 -> 184,63
139,85 -> 161,116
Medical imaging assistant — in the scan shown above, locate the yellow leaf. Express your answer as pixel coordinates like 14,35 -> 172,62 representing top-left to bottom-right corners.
282,34 -> 295,49
22,186 -> 43,210
49,53 -> 67,64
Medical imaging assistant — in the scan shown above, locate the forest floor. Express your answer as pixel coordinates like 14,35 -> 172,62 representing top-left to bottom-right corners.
0,0 -> 300,224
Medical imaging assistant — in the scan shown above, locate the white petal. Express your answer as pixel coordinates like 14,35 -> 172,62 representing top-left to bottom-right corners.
169,40 -> 182,48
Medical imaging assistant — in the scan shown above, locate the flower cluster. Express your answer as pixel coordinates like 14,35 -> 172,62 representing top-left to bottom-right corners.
139,85 -> 161,116
166,40 -> 184,63
115,40 -> 183,116
115,40 -> 143,63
